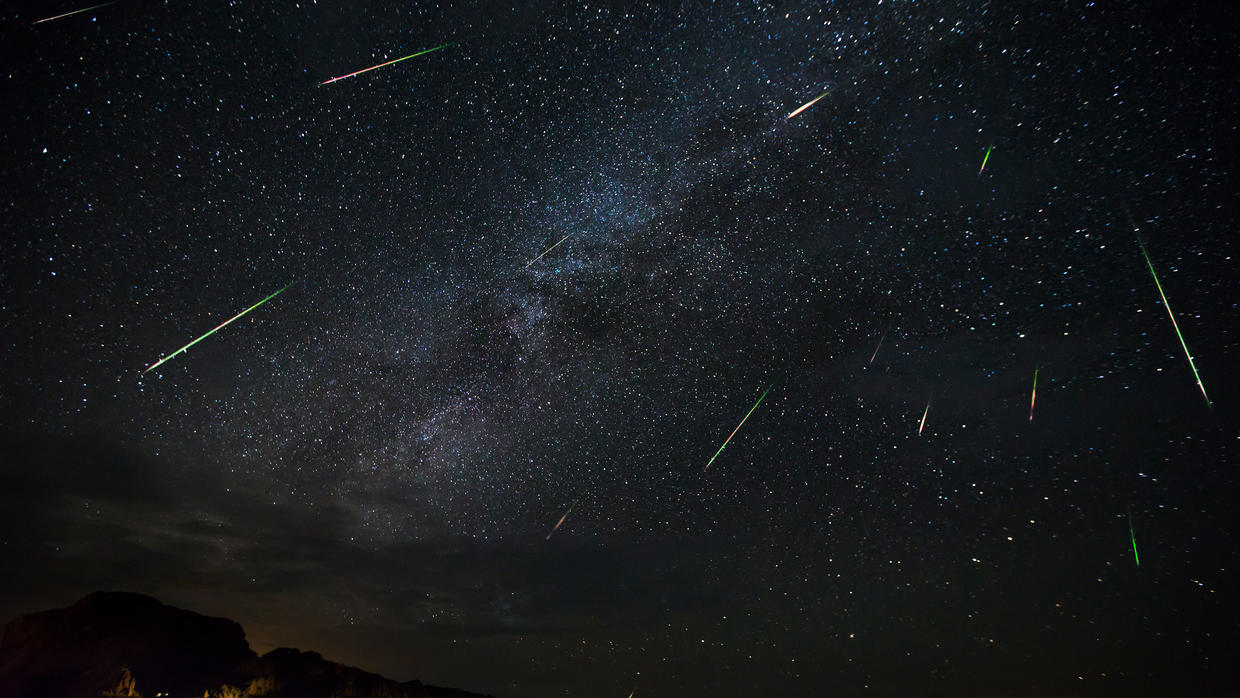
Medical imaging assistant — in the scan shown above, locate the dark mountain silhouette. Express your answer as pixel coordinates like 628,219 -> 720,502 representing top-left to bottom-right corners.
0,592 -> 496,698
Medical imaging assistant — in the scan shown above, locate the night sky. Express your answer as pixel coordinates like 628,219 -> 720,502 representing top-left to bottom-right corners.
1,1 -> 1238,696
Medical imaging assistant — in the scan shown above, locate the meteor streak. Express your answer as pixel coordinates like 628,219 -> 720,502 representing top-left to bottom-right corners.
34,2 -> 113,24
1128,511 -> 1140,566
546,499 -> 578,540
320,42 -> 453,86
785,89 -> 832,120
703,380 -> 777,471
978,144 -> 993,175
869,320 -> 893,364
526,231 -> 575,267
1135,232 -> 1210,407
1029,368 -> 1038,422
144,281 -> 296,373
918,400 -> 930,436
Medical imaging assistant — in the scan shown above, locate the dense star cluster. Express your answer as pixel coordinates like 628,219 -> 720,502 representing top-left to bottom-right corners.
1,1 -> 1236,697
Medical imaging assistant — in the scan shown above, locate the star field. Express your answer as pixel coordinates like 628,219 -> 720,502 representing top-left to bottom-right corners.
1,1 -> 1237,696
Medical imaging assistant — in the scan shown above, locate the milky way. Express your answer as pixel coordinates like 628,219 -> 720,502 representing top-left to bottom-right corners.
1,2 -> 1237,697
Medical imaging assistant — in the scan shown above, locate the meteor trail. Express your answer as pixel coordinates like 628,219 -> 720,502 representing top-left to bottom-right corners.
526,231 -> 575,267
546,499 -> 578,540
869,319 -> 893,364
1135,232 -> 1210,407
144,281 -> 296,373
785,89 -> 832,120
319,43 -> 452,86
1029,368 -> 1038,422
978,144 -> 993,175
703,380 -> 777,471
1128,511 -> 1140,566
918,400 -> 930,436
33,2 -> 113,24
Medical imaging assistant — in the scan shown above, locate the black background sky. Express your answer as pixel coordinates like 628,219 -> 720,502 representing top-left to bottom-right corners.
1,1 -> 1237,696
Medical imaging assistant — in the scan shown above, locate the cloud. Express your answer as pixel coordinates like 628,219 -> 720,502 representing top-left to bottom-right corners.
0,431 -> 727,648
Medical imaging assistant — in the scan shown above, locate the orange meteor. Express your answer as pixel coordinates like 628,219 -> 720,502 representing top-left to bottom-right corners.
320,43 -> 452,86
918,400 -> 930,436
33,2 -> 113,24
546,499 -> 578,541
785,89 -> 832,120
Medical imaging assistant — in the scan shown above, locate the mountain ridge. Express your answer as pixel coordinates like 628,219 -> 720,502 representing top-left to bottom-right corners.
0,591 -> 496,698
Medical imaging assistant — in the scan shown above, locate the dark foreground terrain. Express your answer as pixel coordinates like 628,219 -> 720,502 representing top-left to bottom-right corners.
0,592 -> 495,698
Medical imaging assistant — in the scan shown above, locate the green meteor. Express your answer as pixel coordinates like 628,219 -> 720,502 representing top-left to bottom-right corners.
144,281 -> 297,373
1128,512 -> 1140,566
978,144 -> 993,175
1137,234 -> 1210,407
703,379 -> 777,471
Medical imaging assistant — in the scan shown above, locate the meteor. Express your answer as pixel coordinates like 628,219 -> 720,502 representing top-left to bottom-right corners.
320,42 -> 453,86
1029,368 -> 1038,422
703,379 -> 777,471
144,281 -> 297,373
546,499 -> 578,541
869,319 -> 893,364
1135,233 -> 1210,407
978,144 -> 993,175
526,231 -> 575,267
1128,511 -> 1140,566
785,89 -> 832,120
33,2 -> 113,24
918,400 -> 930,436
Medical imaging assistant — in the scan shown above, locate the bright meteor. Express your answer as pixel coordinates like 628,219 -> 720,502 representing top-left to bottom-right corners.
785,89 -> 832,120
1029,368 -> 1038,422
1128,511 -> 1140,566
918,399 -> 930,436
144,281 -> 297,373
320,43 -> 453,86
703,380 -> 777,471
978,144 -> 993,175
34,2 -> 113,24
1136,233 -> 1210,407
546,499 -> 578,540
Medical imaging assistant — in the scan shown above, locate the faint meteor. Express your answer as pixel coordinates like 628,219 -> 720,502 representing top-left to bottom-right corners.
978,144 -> 993,175
526,231 -> 575,267
1134,230 -> 1210,407
1029,367 -> 1038,422
33,2 -> 113,24
546,499 -> 579,540
144,281 -> 296,373
320,42 -> 453,86
917,399 -> 930,436
785,89 -> 832,120
704,379 -> 777,471
1128,511 -> 1140,566
869,319 -> 893,364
